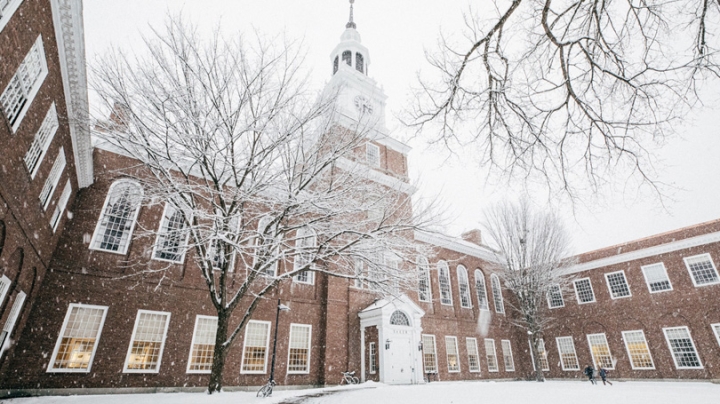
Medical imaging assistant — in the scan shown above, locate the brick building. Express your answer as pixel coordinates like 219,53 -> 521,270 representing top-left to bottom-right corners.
1,0 -> 720,397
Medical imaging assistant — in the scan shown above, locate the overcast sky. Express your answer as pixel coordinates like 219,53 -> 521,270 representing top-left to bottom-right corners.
82,0 -> 720,254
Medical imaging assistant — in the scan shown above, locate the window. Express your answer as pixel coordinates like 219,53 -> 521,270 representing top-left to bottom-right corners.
457,265 -> 472,308
90,180 -> 143,254
50,180 -> 71,232
484,339 -> 499,372
39,147 -> 66,210
712,324 -> 720,348
1,35 -> 47,132
587,333 -> 614,369
438,261 -> 453,305
333,55 -> 339,74
445,336 -> 460,372
24,103 -> 59,179
369,342 -> 377,374
342,50 -> 351,66
466,337 -> 480,372
354,257 -> 365,288
573,278 -> 595,304
366,143 -> 380,167
529,338 -> 550,371
124,310 -> 171,373
0,275 -> 10,308
254,216 -> 279,277
556,336 -> 580,370
0,291 -> 25,351
241,320 -> 271,373
501,340 -> 515,371
490,274 -> 504,314
547,284 -> 565,308
663,326 -> 702,369
421,334 -> 438,373
683,253 -> 720,287
293,226 -> 316,284
622,330 -> 655,370
48,304 -> 108,372
187,315 -> 217,373
605,270 -> 631,299
153,203 -> 190,263
0,0 -> 23,33
390,311 -> 410,326
287,324 -> 311,374
208,214 -> 240,272
641,263 -> 672,293
355,52 -> 364,73
417,256 -> 431,302
475,269 -> 489,310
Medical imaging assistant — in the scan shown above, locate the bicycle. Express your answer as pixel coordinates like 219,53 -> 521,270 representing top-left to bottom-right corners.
341,370 -> 360,385
257,379 -> 276,398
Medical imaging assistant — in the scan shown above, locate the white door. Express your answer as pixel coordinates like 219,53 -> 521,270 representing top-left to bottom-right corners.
386,328 -> 414,384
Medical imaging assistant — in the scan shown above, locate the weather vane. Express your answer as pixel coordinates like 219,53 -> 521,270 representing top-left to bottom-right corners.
346,0 -> 356,29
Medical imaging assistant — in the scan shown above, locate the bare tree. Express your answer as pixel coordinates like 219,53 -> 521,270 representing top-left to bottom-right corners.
407,0 -> 720,197
483,199 -> 575,381
91,18 -> 433,393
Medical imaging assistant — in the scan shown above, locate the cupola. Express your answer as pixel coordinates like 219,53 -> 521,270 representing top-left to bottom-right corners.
331,0 -> 370,76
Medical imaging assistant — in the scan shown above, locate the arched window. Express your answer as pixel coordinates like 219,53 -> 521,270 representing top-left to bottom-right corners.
355,52 -> 364,73
342,50 -> 352,66
390,310 -> 410,326
333,55 -> 339,74
90,180 -> 143,254
457,265 -> 472,308
0,220 -> 5,258
417,256 -> 431,302
474,269 -> 489,310
490,274 -> 504,314
153,203 -> 190,263
254,216 -> 279,277
293,226 -> 316,284
438,261 -> 452,305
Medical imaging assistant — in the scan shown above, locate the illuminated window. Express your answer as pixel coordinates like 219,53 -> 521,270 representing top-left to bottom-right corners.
39,147 -> 66,210
490,274 -> 504,314
90,180 -> 143,254
641,263 -> 672,292
48,304 -> 107,372
1,36 -> 47,131
287,324 -> 311,374
438,261 -> 453,305
153,203 -> 190,263
466,337 -> 480,372
529,338 -> 550,371
587,333 -> 614,369
24,103 -> 58,179
683,253 -> 719,287
547,284 -> 564,308
573,278 -> 595,304
475,269 -> 489,310
124,310 -> 171,373
501,340 -> 515,371
484,339 -> 498,372
241,320 -> 271,373
445,336 -> 460,372
293,226 -> 316,284
369,342 -> 377,374
622,330 -> 654,370
421,334 -> 438,373
556,336 -> 580,370
457,265 -> 472,308
417,256 -> 431,302
187,315 -> 217,373
663,326 -> 702,369
605,271 -> 631,299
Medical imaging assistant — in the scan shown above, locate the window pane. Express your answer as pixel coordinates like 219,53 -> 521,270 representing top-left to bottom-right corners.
622,330 -> 654,369
642,263 -> 672,292
457,266 -> 472,308
664,327 -> 702,368
418,256 -> 431,302
587,333 -> 614,369
574,278 -> 595,303
91,181 -> 143,253
475,270 -> 489,310
684,254 -> 719,286
422,334 -> 438,373
556,336 -> 579,370
467,338 -> 480,372
50,305 -> 107,371
485,339 -> 498,372
491,275 -> 504,313
188,316 -> 217,372
547,284 -> 564,308
242,321 -> 270,373
125,311 -> 170,372
445,336 -> 460,372
438,262 -> 452,305
288,324 -> 311,373
606,271 -> 631,298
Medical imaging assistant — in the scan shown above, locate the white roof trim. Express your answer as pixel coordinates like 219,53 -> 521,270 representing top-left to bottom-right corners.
414,230 -> 500,264
336,157 -> 417,195
333,113 -> 411,154
51,0 -> 93,188
566,230 -> 720,274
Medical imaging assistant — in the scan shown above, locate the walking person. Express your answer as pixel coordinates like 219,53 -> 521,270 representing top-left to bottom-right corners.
583,364 -> 596,385
599,367 -> 613,386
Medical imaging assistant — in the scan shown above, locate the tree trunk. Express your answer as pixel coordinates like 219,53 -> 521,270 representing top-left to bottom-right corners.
208,311 -> 230,394
530,334 -> 545,382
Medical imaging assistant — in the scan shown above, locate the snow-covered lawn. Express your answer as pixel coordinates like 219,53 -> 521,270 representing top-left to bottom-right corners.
7,380 -> 720,404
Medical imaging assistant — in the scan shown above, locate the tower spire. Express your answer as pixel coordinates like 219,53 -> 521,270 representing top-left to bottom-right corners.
346,0 -> 356,29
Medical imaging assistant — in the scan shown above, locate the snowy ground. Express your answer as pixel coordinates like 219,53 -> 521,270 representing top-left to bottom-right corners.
7,380 -> 720,404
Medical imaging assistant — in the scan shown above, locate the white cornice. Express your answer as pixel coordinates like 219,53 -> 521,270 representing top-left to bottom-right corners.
50,0 -> 93,188
414,230 -> 501,264
566,231 -> 720,274
333,113 -> 412,154
336,157 -> 417,195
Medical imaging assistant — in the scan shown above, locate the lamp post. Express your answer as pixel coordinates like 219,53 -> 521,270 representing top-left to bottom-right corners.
269,299 -> 290,385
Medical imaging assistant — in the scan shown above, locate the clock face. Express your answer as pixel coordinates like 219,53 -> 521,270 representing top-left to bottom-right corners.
353,95 -> 374,115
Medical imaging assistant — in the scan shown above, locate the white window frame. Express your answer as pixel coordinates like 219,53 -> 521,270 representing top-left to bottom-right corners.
475,269 -> 489,310
438,261 -> 453,306
711,323 -> 720,348
528,338 -> 550,371
89,180 -> 143,255
556,336 -> 580,371
208,214 -> 240,272
605,270 -> 632,299
1,290 -> 26,351
641,262 -> 673,293
445,336 -> 460,373
573,277 -> 596,304
490,274 -> 504,314
587,333 -> 614,369
39,147 -> 65,211
421,334 -> 438,374
186,315 -> 218,374
369,342 -> 377,374
621,330 -> 655,370
663,326 -> 703,369
466,337 -> 481,373
547,284 -> 565,308
152,203 -> 191,264
501,339 -> 515,371
0,275 -> 11,308
417,256 -> 431,302
123,310 -> 171,373
240,320 -> 271,374
0,0 -> 23,33
457,265 -> 472,308
484,338 -> 499,372
683,253 -> 720,287
253,216 -> 279,277
25,102 -> 59,179
287,323 -> 312,374
47,304 -> 108,373
366,143 -> 380,167
293,226 -> 316,284
50,180 -> 72,232
1,35 -> 48,132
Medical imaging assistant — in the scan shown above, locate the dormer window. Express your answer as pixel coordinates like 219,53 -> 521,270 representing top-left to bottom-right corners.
356,53 -> 364,73
333,56 -> 339,75
342,50 -> 351,66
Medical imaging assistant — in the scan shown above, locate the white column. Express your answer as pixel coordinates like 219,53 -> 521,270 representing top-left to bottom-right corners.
360,326 -> 366,382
